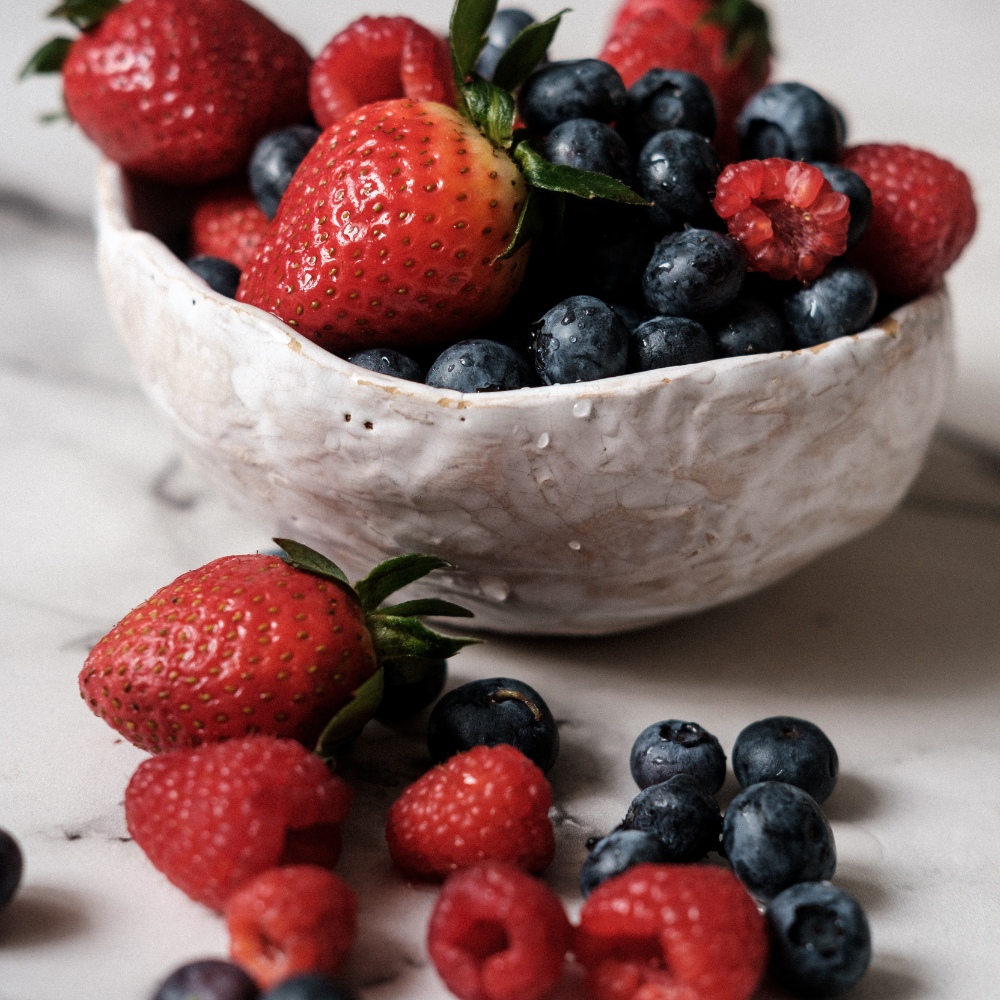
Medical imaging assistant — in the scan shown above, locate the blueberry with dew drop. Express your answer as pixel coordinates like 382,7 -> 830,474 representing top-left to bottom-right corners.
643,229 -> 747,319
630,316 -> 715,371
712,299 -> 786,357
347,347 -> 425,382
636,128 -> 721,231
543,118 -> 634,183
630,720 -> 727,793
533,295 -> 630,384
426,339 -> 533,392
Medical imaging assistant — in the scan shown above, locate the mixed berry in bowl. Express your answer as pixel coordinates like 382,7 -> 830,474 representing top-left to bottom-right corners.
24,0 -> 976,394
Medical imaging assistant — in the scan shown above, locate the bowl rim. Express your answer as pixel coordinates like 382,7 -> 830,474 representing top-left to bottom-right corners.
98,158 -> 938,411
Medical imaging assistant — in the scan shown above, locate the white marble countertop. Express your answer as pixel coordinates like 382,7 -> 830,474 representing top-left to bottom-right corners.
1,2 -> 999,999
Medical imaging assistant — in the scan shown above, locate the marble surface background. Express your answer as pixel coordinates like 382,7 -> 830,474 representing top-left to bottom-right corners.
1,2 -> 999,999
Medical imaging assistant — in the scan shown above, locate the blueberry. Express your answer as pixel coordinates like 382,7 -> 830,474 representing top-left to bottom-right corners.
579,829 -> 667,897
519,60 -> 627,133
186,255 -> 241,299
811,162 -> 873,249
347,347 -> 425,382
427,677 -> 559,772
636,129 -> 721,231
623,773 -> 722,862
375,657 -> 447,725
630,720 -> 727,793
262,975 -> 357,1000
630,316 -> 714,371
426,339 -> 533,392
622,69 -> 717,148
784,266 -> 878,349
533,295 -> 630,384
475,9 -> 538,82
768,883 -> 872,998
643,230 -> 747,319
738,82 -> 845,162
153,960 -> 260,1000
732,716 -> 839,803
0,829 -> 23,909
712,299 -> 785,357
723,782 -> 836,899
249,125 -> 321,220
543,118 -> 633,183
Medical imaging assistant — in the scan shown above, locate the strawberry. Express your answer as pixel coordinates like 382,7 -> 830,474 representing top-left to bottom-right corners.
236,0 -> 647,355
22,0 -> 311,186
79,540 -> 475,754
190,180 -> 270,271
600,0 -> 772,161
310,16 -> 454,130
842,143 -> 977,299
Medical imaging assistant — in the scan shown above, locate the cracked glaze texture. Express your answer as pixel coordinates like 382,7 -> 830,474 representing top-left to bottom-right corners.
97,163 -> 953,636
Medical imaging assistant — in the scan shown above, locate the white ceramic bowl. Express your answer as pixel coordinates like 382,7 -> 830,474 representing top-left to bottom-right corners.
96,161 -> 953,636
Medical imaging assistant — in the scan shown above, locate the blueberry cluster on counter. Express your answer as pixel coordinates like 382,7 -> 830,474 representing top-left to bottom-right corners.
186,7 -> 880,394
581,714 -> 871,998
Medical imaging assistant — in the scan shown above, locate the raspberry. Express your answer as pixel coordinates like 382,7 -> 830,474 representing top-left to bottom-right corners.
713,158 -> 850,282
842,143 -> 977,299
385,744 -> 555,879
125,737 -> 352,911
574,864 -> 768,1000
226,865 -> 357,990
309,16 -> 453,129
190,181 -> 270,271
428,863 -> 572,1000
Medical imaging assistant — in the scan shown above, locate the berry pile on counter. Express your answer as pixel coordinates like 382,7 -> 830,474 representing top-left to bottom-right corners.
25,0 -> 976,393
59,536 -> 872,999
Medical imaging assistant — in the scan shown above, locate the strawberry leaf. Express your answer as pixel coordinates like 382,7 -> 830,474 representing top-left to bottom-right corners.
49,0 -> 121,30
491,9 -> 568,92
450,0 -> 498,87
513,141 -> 650,205
314,667 -> 384,762
19,37 -> 73,80
273,538 -> 352,589
462,77 -> 516,148
700,0 -> 772,77
497,186 -> 542,260
368,615 -> 479,660
354,554 -> 452,613
373,598 -> 474,619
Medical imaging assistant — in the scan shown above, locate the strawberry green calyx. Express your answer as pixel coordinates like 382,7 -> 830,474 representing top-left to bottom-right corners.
447,0 -> 649,256
274,539 -> 477,759
20,0 -> 121,84
700,0 -> 772,75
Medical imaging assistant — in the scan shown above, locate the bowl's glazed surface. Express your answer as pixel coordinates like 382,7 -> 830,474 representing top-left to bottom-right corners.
96,162 -> 953,635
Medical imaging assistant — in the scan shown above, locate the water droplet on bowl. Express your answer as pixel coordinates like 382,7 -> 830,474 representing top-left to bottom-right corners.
572,399 -> 592,419
480,576 -> 510,601
537,432 -> 550,449
568,540 -> 582,551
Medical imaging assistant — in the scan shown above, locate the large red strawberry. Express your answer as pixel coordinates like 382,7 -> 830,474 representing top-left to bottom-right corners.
600,0 -> 772,161
79,541 -> 474,754
310,16 -> 454,129
23,0 -> 311,185
237,2 -> 647,354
